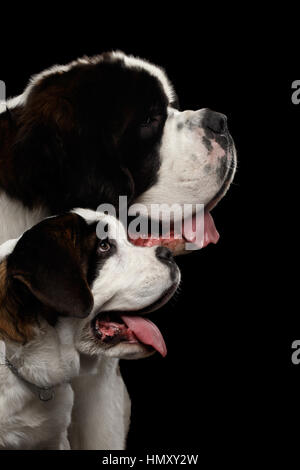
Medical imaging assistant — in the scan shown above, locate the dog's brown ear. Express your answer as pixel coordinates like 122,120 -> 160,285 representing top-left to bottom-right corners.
7,214 -> 94,319
0,259 -> 35,343
12,270 -> 93,319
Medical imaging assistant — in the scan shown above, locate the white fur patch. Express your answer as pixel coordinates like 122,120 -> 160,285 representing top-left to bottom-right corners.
0,238 -> 19,261
74,209 -> 180,319
0,193 -> 48,245
136,107 -> 237,215
0,315 -> 81,449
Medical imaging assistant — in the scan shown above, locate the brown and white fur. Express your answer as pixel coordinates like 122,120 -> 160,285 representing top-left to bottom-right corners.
0,52 -> 236,449
0,209 -> 179,449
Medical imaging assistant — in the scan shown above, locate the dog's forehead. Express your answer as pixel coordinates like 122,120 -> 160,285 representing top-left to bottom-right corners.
111,51 -> 175,103
15,51 -> 174,110
72,208 -> 126,241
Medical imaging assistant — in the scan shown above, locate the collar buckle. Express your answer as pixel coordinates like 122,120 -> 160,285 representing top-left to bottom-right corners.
39,388 -> 55,402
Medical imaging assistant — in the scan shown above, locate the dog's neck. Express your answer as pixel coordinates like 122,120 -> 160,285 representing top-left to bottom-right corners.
0,260 -> 81,389
0,106 -> 44,245
0,192 -> 48,245
0,323 -> 77,450
0,110 -> 49,244
2,316 -> 81,390
0,101 -> 37,204
0,107 -> 18,193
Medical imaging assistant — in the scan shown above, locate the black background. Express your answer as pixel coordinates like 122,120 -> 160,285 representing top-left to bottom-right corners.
0,12 -> 295,463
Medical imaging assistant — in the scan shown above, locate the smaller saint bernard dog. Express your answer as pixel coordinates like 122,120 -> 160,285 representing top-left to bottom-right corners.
0,51 -> 237,449
0,209 -> 180,449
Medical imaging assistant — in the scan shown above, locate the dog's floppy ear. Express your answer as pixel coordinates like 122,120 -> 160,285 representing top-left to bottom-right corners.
7,214 -> 94,319
12,93 -> 77,212
13,95 -> 136,211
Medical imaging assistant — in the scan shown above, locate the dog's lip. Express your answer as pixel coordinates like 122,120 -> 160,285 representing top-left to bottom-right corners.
129,208 -> 220,253
128,149 -> 236,254
92,282 -> 178,322
90,283 -> 178,357
205,146 -> 236,213
91,313 -> 168,357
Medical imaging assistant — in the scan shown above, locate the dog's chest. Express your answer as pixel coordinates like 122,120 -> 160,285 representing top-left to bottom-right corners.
0,377 -> 74,449
0,192 -> 48,244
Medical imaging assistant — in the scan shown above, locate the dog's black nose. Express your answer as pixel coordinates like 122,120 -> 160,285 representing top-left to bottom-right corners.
156,246 -> 174,263
202,109 -> 227,134
155,246 -> 177,281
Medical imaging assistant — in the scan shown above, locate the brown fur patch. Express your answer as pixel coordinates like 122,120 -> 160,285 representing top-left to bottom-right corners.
7,213 -> 94,321
0,260 -> 34,343
0,260 -> 7,299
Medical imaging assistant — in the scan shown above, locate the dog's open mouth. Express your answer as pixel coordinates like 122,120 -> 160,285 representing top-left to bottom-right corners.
91,285 -> 178,357
92,312 -> 167,357
128,209 -> 219,254
128,152 -> 236,254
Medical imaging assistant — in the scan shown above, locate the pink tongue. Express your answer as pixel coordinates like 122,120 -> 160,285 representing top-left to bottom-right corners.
183,211 -> 220,249
121,315 -> 167,357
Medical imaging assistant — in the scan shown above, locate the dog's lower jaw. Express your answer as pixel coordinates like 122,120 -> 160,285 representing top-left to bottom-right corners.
77,322 -> 154,360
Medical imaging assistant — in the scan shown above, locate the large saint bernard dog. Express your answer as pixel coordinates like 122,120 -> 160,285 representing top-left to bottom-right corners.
0,51 -> 237,449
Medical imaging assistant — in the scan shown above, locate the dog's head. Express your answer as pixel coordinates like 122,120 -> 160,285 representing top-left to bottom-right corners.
5,51 -> 236,254
0,209 -> 180,360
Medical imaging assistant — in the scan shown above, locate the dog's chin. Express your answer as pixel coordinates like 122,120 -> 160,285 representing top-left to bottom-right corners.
100,342 -> 155,360
77,326 -> 157,360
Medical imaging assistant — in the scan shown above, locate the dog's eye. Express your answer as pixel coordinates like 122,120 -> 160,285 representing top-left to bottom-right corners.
140,114 -> 163,139
141,114 -> 162,128
98,240 -> 111,253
